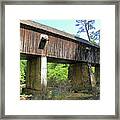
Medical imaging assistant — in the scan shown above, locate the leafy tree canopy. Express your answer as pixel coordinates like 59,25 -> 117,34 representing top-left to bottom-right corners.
75,20 -> 100,44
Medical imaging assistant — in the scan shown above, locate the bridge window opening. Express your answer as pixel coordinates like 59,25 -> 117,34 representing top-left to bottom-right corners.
38,34 -> 49,49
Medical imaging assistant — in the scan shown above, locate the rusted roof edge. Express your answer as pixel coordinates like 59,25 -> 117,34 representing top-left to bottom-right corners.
20,20 -> 100,48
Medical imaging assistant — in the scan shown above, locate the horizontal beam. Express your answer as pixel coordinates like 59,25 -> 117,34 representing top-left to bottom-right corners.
20,53 -> 100,65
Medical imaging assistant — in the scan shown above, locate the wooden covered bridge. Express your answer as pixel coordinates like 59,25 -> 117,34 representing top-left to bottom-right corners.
20,20 -> 100,98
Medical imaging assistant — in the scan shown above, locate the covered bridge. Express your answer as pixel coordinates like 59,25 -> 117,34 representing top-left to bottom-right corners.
20,20 -> 100,98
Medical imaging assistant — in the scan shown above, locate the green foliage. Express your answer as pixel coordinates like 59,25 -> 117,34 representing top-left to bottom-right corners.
47,63 -> 69,81
20,60 -> 27,84
90,39 -> 98,45
91,67 -> 95,73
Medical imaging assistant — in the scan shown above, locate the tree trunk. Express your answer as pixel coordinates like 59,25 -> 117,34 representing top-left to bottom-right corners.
85,23 -> 91,41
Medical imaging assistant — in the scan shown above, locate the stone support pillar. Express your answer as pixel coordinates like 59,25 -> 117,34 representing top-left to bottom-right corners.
68,63 -> 92,92
95,64 -> 100,87
26,56 -> 48,99
26,57 -> 41,98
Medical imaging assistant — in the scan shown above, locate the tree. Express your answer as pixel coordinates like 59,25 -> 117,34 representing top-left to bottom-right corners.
75,20 -> 100,44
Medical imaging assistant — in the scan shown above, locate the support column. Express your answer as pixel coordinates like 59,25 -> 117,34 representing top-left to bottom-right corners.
26,57 -> 41,98
95,64 -> 100,87
82,63 -> 92,91
68,63 -> 92,92
41,56 -> 47,99
68,63 -> 83,91
26,56 -> 48,99
90,72 -> 96,88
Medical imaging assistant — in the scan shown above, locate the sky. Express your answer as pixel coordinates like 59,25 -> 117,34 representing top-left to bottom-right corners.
33,19 -> 100,41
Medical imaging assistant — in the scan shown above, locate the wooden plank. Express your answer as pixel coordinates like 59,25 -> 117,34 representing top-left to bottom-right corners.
53,37 -> 56,57
59,38 -> 62,58
69,41 -> 72,59
33,31 -> 36,53
34,32 -> 37,54
56,38 -> 59,58
24,29 -> 26,52
31,31 -> 34,53
26,30 -> 29,53
54,37 -> 57,57
20,28 -> 23,52
65,40 -> 67,59
29,30 -> 32,53
61,38 -> 64,58
22,28 -> 25,52
63,39 -> 65,58
28,30 -> 30,53
47,38 -> 50,56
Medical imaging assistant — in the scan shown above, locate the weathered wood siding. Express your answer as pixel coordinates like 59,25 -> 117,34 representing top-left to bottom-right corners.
20,24 -> 100,64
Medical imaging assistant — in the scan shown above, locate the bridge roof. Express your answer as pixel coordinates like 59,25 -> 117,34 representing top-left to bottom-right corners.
20,20 -> 99,48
